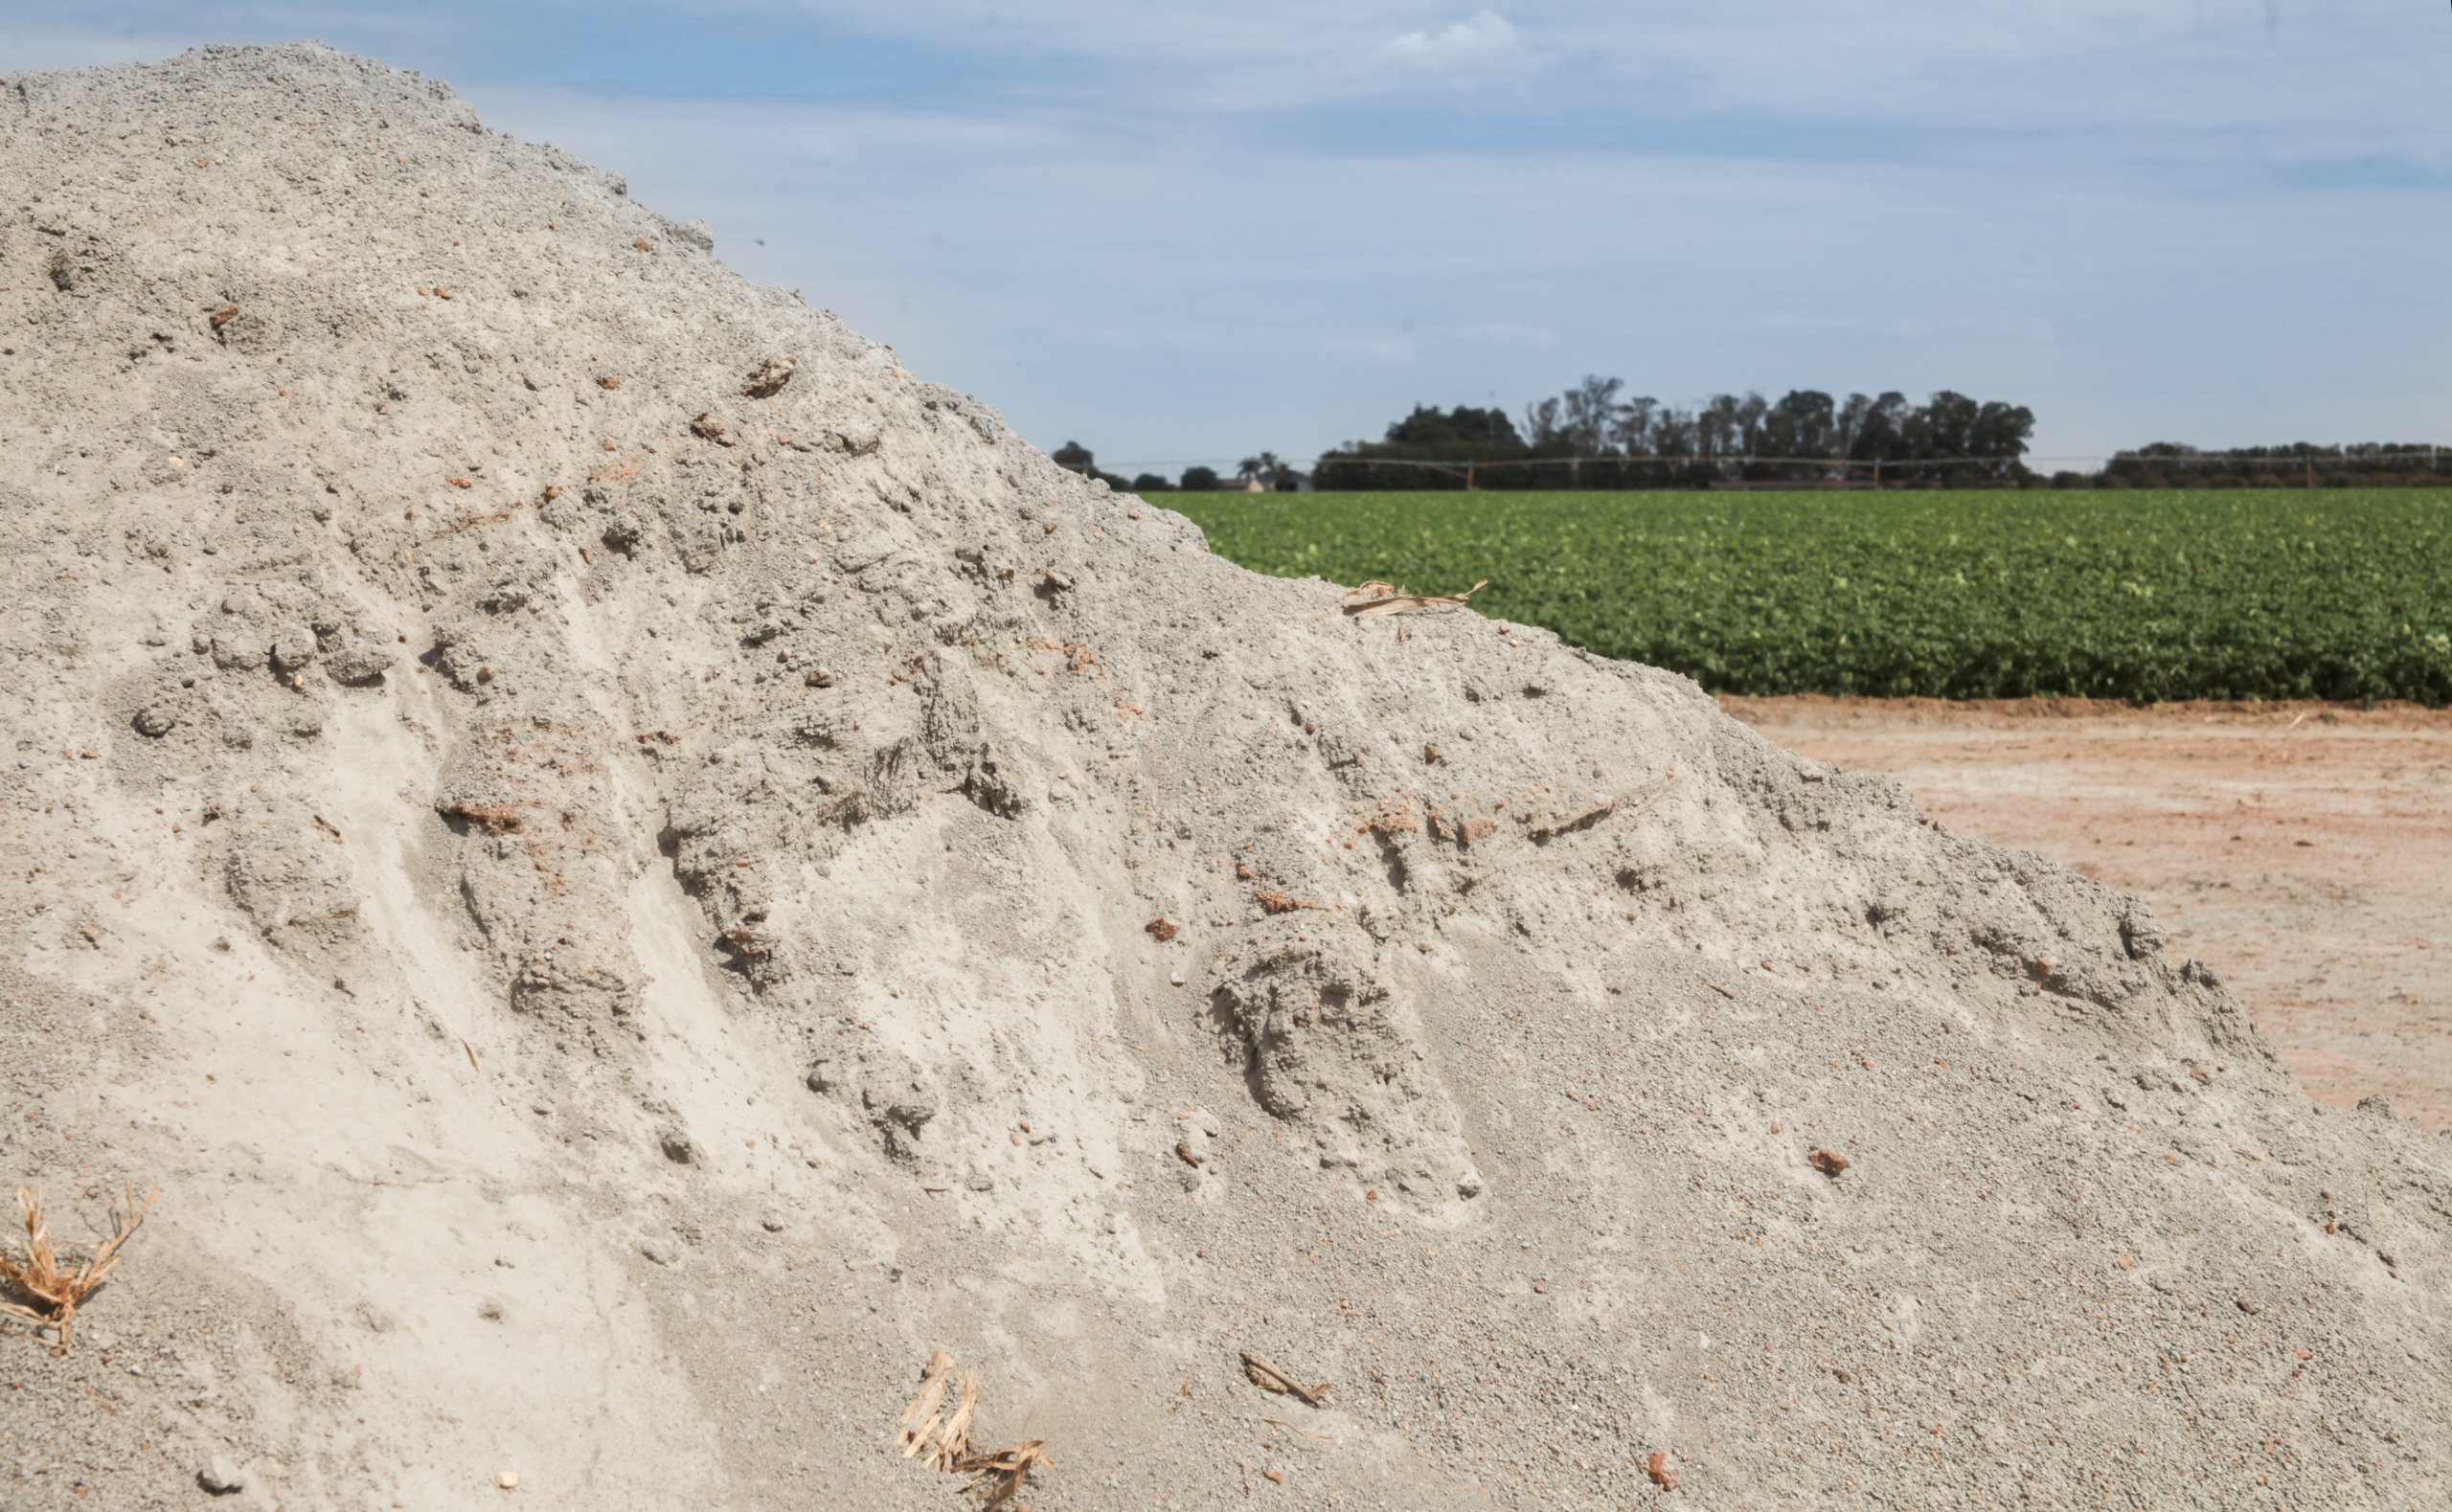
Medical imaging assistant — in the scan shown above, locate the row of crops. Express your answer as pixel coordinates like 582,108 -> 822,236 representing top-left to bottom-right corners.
1170,488 -> 2452,703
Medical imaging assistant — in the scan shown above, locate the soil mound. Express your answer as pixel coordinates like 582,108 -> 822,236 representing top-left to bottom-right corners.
3,45 -> 2445,1510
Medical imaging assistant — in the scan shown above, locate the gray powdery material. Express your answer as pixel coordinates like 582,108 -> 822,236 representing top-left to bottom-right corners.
0,43 -> 2445,1511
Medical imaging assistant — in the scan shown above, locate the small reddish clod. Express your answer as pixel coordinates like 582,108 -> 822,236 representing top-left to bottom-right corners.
1145,916 -> 1179,942
598,375 -> 621,390
1807,1148 -> 1850,1177
447,477 -> 473,489
1646,1450 -> 1677,1490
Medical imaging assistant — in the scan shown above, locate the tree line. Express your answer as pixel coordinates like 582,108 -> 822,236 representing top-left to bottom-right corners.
1050,380 -> 2450,493
1315,377 -> 2037,489
1051,440 -> 1294,494
2086,442 -> 2452,490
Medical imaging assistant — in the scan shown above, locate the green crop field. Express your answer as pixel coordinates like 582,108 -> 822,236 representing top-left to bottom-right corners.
1171,488 -> 2452,703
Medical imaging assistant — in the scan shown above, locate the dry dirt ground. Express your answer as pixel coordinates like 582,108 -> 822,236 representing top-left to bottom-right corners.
1727,697 -> 2452,1131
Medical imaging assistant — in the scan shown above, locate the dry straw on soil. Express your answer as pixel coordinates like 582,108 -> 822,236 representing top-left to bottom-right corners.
897,1349 -> 1051,1507
1338,577 -> 1488,621
0,1184 -> 155,1349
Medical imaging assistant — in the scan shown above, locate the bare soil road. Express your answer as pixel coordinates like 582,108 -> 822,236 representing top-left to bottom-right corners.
1727,696 -> 2452,1130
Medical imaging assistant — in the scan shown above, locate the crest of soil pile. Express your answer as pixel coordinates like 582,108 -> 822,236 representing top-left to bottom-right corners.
1,44 -> 2446,1511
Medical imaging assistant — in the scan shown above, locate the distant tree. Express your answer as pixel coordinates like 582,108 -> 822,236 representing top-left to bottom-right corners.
1520,396 -> 1564,450
1610,395 -> 1662,455
1697,394 -> 1744,459
1385,404 -> 1523,447
1762,390 -> 1836,459
1464,406 -> 1521,444
1646,404 -> 1693,458
1559,374 -> 1625,455
1051,440 -> 1096,474
1907,391 -> 1981,460
1257,451 -> 1286,487
1847,393 -> 1913,463
1734,392 -> 1769,457
1129,472 -> 1175,493
1235,456 -> 1262,485
1968,399 -> 2037,462
1179,465 -> 1221,491
1833,393 -> 1873,458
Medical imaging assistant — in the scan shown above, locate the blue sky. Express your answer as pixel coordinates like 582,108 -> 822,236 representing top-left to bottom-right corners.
9,2 -> 2449,471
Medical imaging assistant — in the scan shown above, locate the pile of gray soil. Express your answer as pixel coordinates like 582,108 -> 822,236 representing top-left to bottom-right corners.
2,44 -> 2445,1510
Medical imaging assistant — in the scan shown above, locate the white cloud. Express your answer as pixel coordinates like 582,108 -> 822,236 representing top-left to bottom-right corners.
1371,10 -> 1516,70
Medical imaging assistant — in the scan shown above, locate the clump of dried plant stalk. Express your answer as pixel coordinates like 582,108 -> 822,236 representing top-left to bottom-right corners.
899,1348 -> 978,1469
953,1440 -> 1052,1510
1241,1350 -> 1331,1407
1340,577 -> 1488,621
0,1184 -> 156,1349
897,1348 -> 1051,1507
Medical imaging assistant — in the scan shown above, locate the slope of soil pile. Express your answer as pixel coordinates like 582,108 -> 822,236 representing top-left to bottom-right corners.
1728,695 -> 2452,1132
2,46 -> 2445,1510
